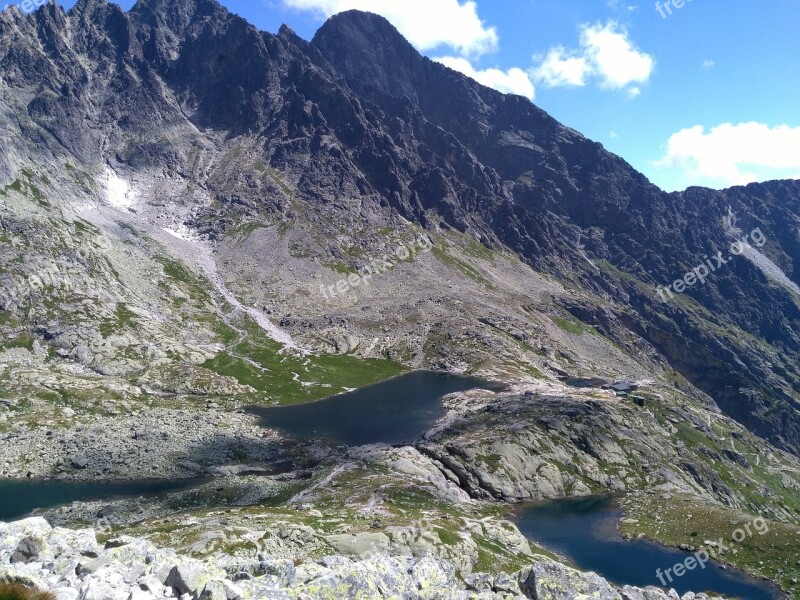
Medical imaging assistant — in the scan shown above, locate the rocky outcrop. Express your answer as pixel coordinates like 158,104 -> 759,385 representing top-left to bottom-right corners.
0,408 -> 288,480
419,388 -> 703,502
0,517 -> 717,600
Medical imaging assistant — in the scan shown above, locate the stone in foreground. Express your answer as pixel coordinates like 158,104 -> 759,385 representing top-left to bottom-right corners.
0,518 -> 719,600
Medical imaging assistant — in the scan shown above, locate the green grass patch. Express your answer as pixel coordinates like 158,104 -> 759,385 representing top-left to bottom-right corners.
0,170 -> 46,204
2,179 -> 23,195
156,256 -> 212,305
472,534 -> 539,575
99,303 -> 139,337
462,237 -> 497,263
622,493 -> 800,596
431,247 -> 494,287
159,257 -> 194,286
0,333 -> 34,351
202,319 -> 406,405
322,261 -> 351,275
550,316 -> 586,335
435,527 -> 461,546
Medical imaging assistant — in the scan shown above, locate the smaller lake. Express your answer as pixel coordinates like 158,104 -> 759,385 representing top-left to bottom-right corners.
0,478 -> 203,522
515,496 -> 784,600
248,371 -> 500,446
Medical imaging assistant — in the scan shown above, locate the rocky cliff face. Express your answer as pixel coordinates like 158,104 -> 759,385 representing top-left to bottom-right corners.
313,11 -> 800,456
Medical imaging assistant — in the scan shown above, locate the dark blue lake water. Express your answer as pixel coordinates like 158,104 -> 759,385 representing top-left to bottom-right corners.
0,478 -> 202,522
515,496 -> 785,600
248,370 -> 500,446
1,372 -> 496,521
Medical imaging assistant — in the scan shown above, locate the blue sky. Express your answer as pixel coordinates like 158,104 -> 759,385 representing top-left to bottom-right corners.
49,1 -> 800,191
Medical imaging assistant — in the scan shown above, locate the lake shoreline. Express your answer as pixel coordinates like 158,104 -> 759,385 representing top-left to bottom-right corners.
246,370 -> 499,446
513,495 -> 787,600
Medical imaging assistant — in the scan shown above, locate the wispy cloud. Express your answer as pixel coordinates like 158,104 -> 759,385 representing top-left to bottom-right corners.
606,0 -> 639,13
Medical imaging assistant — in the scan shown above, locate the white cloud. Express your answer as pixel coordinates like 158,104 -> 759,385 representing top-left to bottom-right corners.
580,22 -> 654,89
606,0 -> 638,12
532,21 -> 654,96
702,59 -> 715,70
434,56 -> 535,99
282,0 -> 498,56
654,122 -> 800,187
534,47 -> 590,87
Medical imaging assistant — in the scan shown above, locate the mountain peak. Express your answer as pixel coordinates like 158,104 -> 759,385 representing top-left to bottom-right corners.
68,0 -> 127,24
315,9 -> 408,41
70,0 -> 107,13
130,0 -> 221,13
312,9 -> 425,102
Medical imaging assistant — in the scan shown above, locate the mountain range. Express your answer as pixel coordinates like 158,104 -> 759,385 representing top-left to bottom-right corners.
0,0 -> 799,597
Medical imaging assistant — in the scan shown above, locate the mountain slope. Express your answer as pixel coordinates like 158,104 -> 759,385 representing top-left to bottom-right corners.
314,10 -> 800,454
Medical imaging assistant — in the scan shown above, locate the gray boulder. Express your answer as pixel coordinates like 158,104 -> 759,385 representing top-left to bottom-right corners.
10,536 -> 43,564
165,562 -> 222,597
70,455 -> 89,469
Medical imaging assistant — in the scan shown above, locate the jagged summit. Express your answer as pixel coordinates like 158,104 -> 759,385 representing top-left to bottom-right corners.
312,9 -> 426,101
69,0 -> 113,13
128,0 -> 222,15
128,0 -> 228,31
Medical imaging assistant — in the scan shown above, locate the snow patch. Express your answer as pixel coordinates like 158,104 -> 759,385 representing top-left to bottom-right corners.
162,226 -> 308,354
162,225 -> 200,242
103,168 -> 137,210
723,209 -> 800,296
